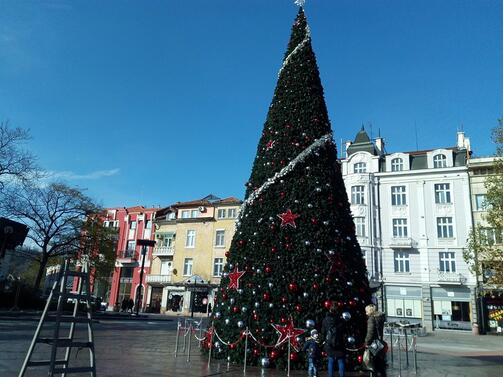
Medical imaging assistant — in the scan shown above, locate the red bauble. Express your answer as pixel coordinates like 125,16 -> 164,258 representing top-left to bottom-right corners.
265,265 -> 272,274
222,293 -> 228,300
225,251 -> 230,258
337,301 -> 344,308
324,300 -> 333,309
295,304 -> 302,312
280,192 -> 285,198
281,296 -> 288,304
232,306 -> 240,313
252,313 -> 259,321
270,349 -> 280,360
246,282 -> 253,288
311,218 -> 318,225
289,352 -> 299,361
349,300 -> 357,307
270,224 -> 276,231
280,317 -> 287,324
271,246 -> 277,253
357,354 -> 363,364
325,276 -> 332,283
288,282 -> 298,292
263,292 -> 271,301
312,283 -> 319,290
322,351 -> 328,358
245,265 -> 251,272
229,343 -> 237,350
253,348 -> 260,357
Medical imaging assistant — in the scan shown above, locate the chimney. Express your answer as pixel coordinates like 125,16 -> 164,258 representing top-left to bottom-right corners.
375,137 -> 385,155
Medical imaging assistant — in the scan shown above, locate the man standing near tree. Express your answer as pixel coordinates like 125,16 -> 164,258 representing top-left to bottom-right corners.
322,303 -> 346,377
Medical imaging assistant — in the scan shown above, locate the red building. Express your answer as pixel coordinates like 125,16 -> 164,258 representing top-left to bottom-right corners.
104,206 -> 157,311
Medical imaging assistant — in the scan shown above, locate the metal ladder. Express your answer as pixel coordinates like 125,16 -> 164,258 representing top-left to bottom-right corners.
18,258 -> 97,377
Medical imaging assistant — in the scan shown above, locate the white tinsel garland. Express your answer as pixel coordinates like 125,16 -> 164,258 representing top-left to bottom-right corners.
277,24 -> 311,78
237,132 -> 333,224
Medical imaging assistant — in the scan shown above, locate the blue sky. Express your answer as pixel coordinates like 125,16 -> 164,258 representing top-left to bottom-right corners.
1,0 -> 502,208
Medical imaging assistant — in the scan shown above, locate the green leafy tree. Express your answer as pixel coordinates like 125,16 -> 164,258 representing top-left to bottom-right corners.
485,119 -> 503,230
211,8 -> 370,368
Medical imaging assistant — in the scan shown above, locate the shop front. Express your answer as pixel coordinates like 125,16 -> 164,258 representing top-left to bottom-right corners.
483,294 -> 503,334
385,285 -> 423,325
432,286 -> 472,331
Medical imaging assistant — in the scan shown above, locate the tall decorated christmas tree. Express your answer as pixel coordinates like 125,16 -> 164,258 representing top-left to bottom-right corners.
210,5 -> 371,369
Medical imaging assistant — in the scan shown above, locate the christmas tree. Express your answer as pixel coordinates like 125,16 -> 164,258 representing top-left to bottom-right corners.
210,6 -> 371,368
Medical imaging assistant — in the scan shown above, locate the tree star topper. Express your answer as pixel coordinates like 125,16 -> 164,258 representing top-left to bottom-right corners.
294,0 -> 305,7
227,266 -> 245,290
272,318 -> 305,350
278,209 -> 300,228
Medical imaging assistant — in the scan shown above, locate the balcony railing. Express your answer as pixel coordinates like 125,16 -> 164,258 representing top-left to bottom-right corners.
388,237 -> 415,248
152,246 -> 174,257
146,274 -> 172,284
435,271 -> 466,284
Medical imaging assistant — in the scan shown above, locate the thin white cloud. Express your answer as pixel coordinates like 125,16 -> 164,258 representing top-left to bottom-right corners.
47,168 -> 120,180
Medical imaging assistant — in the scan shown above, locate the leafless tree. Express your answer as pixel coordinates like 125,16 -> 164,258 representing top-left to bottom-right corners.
1,182 -> 98,289
0,121 -> 38,189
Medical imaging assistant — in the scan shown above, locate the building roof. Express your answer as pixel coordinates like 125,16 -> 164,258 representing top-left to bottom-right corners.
347,126 -> 378,156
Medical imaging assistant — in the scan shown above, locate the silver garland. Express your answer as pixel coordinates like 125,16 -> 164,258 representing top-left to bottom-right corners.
237,132 -> 333,224
277,23 -> 311,78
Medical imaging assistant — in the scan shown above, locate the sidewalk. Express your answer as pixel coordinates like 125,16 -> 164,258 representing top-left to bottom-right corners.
0,309 -> 175,322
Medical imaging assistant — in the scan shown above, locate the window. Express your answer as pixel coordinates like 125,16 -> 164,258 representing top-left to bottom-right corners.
181,210 -> 190,219
391,186 -> 407,206
162,236 -> 173,247
434,183 -> 451,204
185,230 -> 196,248
437,217 -> 454,238
475,194 -> 487,210
213,258 -> 224,277
168,212 -> 176,220
217,209 -> 227,219
183,258 -> 193,276
121,267 -> 134,278
191,209 -> 199,218
351,186 -> 365,205
439,252 -> 456,272
145,220 -> 152,229
354,162 -> 367,173
481,228 -> 503,245
394,251 -> 410,272
215,230 -> 225,247
130,221 -> 137,229
227,208 -> 237,218
391,158 -> 404,172
354,217 -> 366,237
127,240 -> 136,252
433,154 -> 447,168
392,219 -> 408,238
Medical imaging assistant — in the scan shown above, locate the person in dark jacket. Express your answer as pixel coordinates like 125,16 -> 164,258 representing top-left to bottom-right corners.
321,303 -> 346,377
365,304 -> 387,377
303,329 -> 321,377
128,298 -> 135,313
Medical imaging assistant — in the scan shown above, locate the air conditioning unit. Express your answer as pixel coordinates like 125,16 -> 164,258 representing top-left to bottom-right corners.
198,206 -> 206,212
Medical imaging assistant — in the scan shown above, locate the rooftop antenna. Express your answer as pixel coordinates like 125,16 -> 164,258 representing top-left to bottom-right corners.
414,121 -> 419,151
369,122 -> 373,140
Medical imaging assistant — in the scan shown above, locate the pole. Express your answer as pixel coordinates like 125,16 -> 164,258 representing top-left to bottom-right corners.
243,327 -> 249,374
389,327 -> 394,365
136,245 -> 147,316
287,335 -> 291,377
404,328 -> 409,368
207,321 -> 214,369
187,323 -> 192,363
191,280 -> 196,318
174,321 -> 181,357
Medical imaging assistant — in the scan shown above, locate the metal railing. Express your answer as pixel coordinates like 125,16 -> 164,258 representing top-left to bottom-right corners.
384,322 -> 420,376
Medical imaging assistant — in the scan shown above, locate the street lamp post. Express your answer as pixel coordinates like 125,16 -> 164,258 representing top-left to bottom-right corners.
135,239 -> 156,316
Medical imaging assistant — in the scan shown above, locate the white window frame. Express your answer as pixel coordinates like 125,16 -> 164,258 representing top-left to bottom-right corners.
391,158 -> 404,172
394,251 -> 410,273
160,260 -> 172,275
215,229 -> 225,247
433,154 -> 447,168
391,186 -> 407,206
145,220 -> 152,229
475,194 -> 487,211
354,217 -> 366,237
434,183 -> 451,204
191,209 -> 199,218
127,240 -> 136,252
181,210 -> 190,219
354,162 -> 367,173
392,218 -> 408,238
217,208 -> 227,219
439,252 -> 456,272
351,186 -> 365,205
227,208 -> 237,218
130,221 -> 137,229
183,258 -> 193,276
185,229 -> 196,248
162,235 -> 173,247
168,212 -> 176,220
213,258 -> 224,277
437,217 -> 454,238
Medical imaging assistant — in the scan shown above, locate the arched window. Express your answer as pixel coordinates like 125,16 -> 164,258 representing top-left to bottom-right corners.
354,162 -> 367,173
391,158 -> 403,172
433,154 -> 447,168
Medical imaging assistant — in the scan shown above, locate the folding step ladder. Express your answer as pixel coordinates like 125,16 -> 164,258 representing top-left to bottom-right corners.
19,258 -> 97,377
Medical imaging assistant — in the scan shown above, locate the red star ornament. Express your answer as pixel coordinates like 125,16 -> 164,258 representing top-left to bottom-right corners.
228,267 -> 246,290
272,318 -> 305,351
265,140 -> 276,150
277,209 -> 300,228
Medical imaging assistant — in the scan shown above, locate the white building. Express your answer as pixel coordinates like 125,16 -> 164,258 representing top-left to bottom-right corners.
341,127 -> 476,331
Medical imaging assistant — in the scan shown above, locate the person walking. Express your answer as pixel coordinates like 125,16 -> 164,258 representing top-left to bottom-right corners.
321,303 -> 346,377
128,298 -> 134,314
303,329 -> 321,377
121,297 -> 128,312
365,304 -> 387,377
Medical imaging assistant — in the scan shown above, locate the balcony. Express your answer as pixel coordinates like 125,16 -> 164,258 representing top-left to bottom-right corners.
115,249 -> 138,267
435,271 -> 467,285
152,246 -> 174,257
388,237 -> 415,249
146,274 -> 172,285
